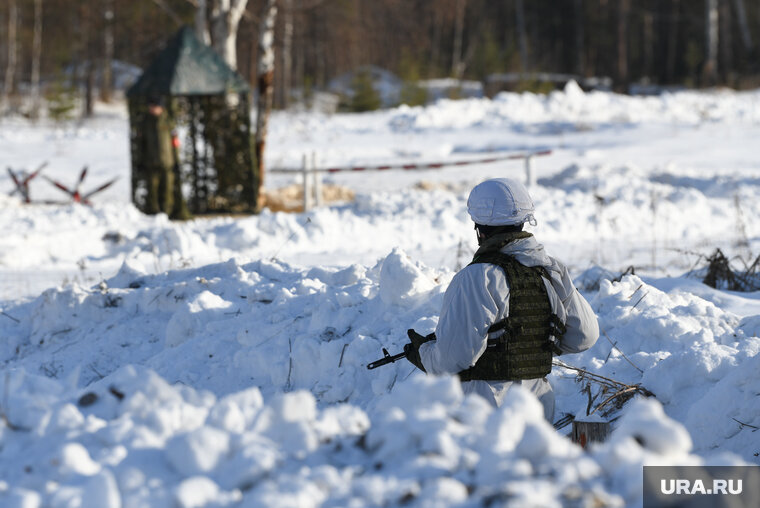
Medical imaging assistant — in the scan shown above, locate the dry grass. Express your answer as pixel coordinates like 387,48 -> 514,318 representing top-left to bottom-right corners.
414,180 -> 471,193
700,248 -> 760,292
259,184 -> 356,213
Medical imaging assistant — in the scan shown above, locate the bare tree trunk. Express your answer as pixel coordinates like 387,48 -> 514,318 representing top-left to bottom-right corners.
210,0 -> 249,70
295,18 -> 304,95
643,10 -> 653,80
101,0 -> 114,103
574,0 -> 585,76
81,4 -> 94,118
616,0 -> 630,92
2,0 -> 18,112
85,62 -> 95,117
350,0 -> 360,69
196,0 -> 211,45
30,0 -> 43,119
666,0 -> 680,83
731,0 -> 752,51
255,0 -> 278,190
280,0 -> 293,109
515,0 -> 529,73
720,0 -> 732,81
430,5 -> 443,78
451,0 -> 467,78
703,0 -> 719,85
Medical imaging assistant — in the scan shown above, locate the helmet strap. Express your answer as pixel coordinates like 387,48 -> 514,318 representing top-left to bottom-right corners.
474,223 -> 524,245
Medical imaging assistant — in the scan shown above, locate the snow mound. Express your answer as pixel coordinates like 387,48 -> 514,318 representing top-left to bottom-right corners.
1,254 -> 447,405
387,85 -> 760,131
557,275 -> 760,462
1,364 -> 737,507
2,242 -> 760,506
4,252 -> 760,465
378,248 -> 436,306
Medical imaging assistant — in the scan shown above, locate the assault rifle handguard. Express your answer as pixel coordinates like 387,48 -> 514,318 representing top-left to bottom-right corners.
366,348 -> 408,370
367,331 -> 436,370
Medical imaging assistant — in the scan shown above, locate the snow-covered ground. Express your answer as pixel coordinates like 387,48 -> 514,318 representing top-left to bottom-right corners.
1,83 -> 760,507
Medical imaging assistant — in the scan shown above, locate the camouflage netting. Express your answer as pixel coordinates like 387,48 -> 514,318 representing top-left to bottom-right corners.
127,26 -> 258,217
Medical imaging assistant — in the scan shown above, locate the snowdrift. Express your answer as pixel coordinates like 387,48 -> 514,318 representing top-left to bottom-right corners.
5,155 -> 760,302
1,363 -> 715,508
1,250 -> 758,506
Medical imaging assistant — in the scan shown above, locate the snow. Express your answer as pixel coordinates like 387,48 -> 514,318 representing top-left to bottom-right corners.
378,248 -> 437,307
2,84 -> 760,506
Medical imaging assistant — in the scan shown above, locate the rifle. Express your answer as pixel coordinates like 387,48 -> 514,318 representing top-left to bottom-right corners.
367,347 -> 407,370
366,331 -> 436,370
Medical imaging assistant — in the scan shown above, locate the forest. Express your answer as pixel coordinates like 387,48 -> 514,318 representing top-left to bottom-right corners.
1,0 -> 759,117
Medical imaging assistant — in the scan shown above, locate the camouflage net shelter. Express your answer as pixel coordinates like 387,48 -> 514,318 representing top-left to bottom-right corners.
127,26 -> 258,216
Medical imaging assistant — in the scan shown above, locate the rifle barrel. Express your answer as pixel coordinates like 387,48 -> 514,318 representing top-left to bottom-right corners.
366,350 -> 406,370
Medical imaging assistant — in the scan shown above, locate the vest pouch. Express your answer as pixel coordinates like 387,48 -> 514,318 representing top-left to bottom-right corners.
458,240 -> 558,382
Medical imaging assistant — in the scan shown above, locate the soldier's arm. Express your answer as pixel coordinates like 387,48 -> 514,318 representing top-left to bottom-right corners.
419,264 -> 506,374
547,261 -> 599,354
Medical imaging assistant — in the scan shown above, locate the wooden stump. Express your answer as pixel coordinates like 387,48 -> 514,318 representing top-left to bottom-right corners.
571,421 -> 611,449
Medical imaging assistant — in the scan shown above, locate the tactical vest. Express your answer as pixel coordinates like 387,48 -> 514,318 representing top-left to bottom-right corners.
458,233 -> 565,382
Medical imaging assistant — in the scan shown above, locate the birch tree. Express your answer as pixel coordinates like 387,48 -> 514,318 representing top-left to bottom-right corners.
255,0 -> 278,190
210,0 -> 249,70
280,0 -> 293,109
196,0 -> 211,45
703,0 -> 719,84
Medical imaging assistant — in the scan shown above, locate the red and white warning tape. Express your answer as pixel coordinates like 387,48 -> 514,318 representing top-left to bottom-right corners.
271,149 -> 551,174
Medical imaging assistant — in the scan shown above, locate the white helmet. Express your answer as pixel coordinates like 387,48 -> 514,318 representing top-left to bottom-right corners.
467,178 -> 536,226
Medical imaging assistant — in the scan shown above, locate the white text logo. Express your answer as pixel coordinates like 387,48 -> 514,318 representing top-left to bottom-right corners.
661,479 -> 742,496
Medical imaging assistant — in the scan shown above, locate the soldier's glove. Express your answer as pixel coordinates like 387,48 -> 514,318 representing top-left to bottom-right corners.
407,329 -> 436,348
403,343 -> 426,372
404,329 -> 436,372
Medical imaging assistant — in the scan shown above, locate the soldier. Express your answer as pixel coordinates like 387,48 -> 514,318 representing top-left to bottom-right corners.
142,97 -> 175,215
405,178 -> 599,420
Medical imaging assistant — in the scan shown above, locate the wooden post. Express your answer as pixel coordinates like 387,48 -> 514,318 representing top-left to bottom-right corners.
302,153 -> 312,212
312,152 -> 322,207
571,421 -> 611,449
524,154 -> 535,187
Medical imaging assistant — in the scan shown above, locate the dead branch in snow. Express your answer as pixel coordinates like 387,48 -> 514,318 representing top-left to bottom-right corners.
553,360 -> 654,418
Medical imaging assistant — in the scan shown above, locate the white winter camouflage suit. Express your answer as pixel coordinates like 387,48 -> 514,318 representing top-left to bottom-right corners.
418,234 -> 599,420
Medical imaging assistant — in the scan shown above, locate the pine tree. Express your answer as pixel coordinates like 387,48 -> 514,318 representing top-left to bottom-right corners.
349,69 -> 381,112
